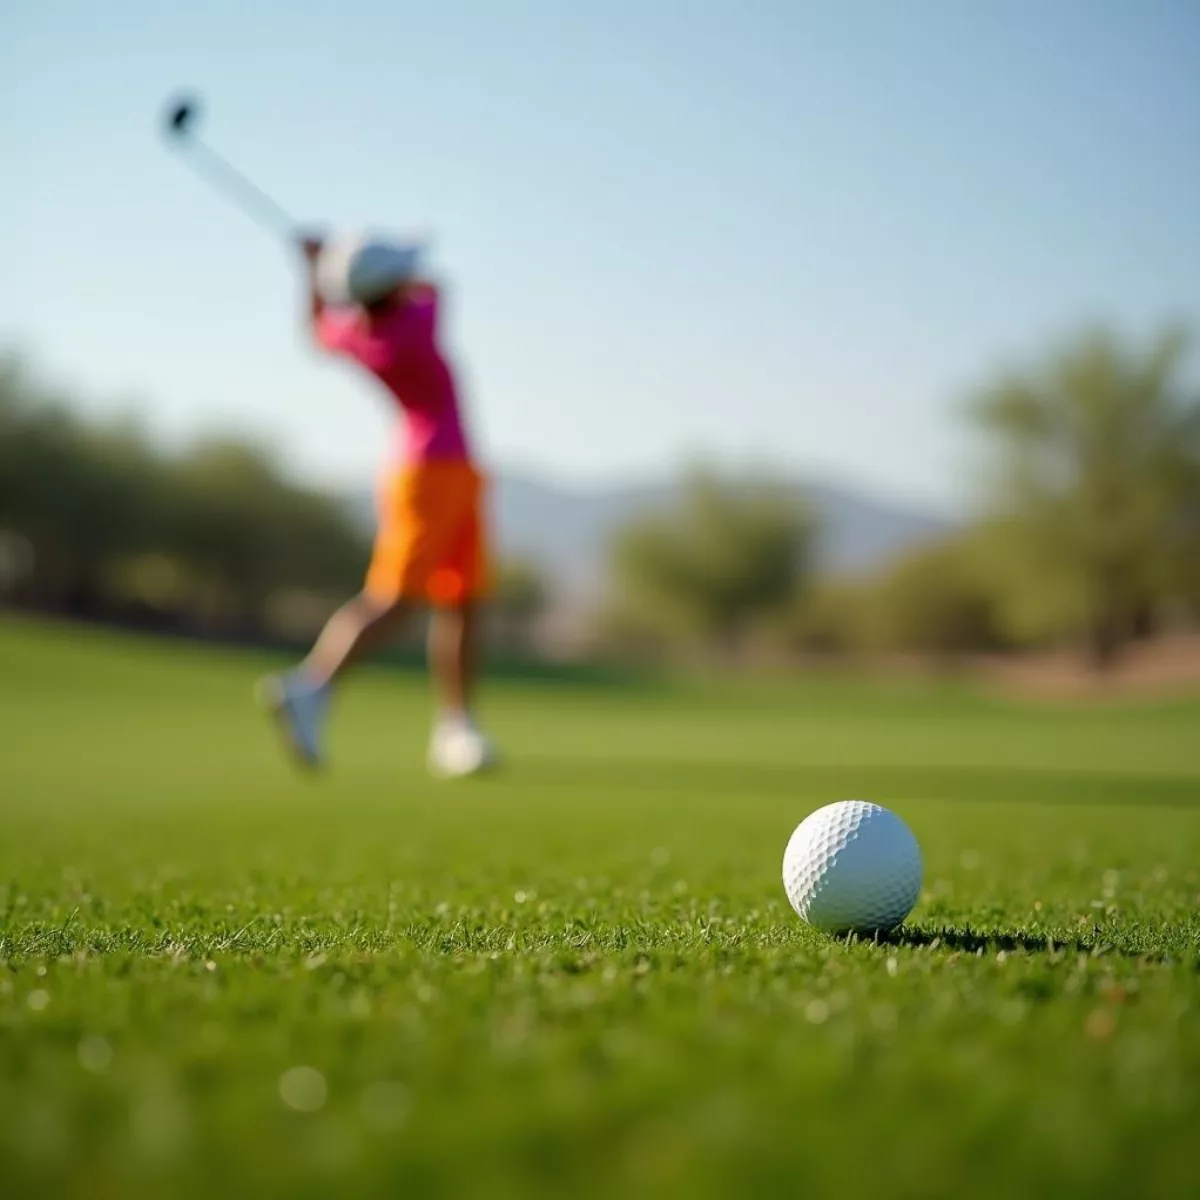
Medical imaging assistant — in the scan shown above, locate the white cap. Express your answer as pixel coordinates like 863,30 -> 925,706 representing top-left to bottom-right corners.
318,233 -> 423,305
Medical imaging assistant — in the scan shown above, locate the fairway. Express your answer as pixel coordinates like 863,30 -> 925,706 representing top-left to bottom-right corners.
2,618 -> 1199,1199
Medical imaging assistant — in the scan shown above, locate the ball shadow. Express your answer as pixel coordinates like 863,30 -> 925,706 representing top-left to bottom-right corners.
875,924 -> 1149,960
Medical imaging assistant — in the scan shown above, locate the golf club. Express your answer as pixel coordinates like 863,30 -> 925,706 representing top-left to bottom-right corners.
162,94 -> 297,238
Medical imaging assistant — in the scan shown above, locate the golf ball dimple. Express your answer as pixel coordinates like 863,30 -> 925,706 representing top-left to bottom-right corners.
782,801 -> 923,934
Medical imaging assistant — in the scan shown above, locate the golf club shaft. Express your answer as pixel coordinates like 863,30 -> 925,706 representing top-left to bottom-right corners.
176,137 -> 296,238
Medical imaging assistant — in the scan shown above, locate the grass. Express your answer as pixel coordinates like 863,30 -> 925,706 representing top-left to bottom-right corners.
1,615 -> 1198,1199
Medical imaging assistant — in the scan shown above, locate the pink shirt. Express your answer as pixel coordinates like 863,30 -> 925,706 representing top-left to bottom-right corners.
315,286 -> 471,465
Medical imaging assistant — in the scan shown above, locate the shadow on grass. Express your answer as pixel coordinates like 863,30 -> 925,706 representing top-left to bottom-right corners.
875,924 -> 1182,964
882,925 -> 1086,955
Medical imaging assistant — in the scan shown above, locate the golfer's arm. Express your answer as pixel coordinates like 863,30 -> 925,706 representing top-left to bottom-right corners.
304,262 -> 326,333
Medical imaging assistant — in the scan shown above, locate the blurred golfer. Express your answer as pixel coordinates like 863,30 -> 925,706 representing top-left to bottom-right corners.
259,233 -> 496,778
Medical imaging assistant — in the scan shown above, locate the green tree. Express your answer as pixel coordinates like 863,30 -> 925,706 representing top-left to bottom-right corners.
858,536 -> 1008,662
968,327 -> 1200,668
0,354 -> 369,633
0,360 -> 164,608
606,469 -> 815,658
782,578 -> 869,658
489,558 -> 549,654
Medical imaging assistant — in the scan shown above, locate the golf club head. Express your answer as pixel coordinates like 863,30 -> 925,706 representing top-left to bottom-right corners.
158,91 -> 296,238
164,95 -> 201,139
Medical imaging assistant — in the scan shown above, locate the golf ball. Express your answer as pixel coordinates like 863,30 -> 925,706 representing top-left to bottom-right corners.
782,801 -> 922,934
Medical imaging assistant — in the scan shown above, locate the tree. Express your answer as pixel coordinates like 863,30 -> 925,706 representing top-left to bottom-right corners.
0,353 -> 369,634
489,558 -> 548,653
858,536 -> 1008,662
168,439 -> 367,629
0,359 -> 164,609
968,327 -> 1200,668
783,578 -> 870,658
606,468 -> 815,658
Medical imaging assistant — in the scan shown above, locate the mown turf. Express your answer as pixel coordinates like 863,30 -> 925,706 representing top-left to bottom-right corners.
1,617 -> 1199,1199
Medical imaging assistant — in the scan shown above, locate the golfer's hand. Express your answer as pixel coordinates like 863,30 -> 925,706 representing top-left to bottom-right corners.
299,236 -> 323,263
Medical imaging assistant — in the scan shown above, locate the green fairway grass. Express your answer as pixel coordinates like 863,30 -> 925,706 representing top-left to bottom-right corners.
2,617 -> 1199,1199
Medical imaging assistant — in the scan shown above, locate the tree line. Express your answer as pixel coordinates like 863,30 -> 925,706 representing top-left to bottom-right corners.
3,326 -> 1197,670
602,327 -> 1200,670
0,356 -> 545,649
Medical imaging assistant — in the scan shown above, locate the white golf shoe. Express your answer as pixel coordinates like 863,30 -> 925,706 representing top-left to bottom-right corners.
428,713 -> 499,779
257,671 -> 330,770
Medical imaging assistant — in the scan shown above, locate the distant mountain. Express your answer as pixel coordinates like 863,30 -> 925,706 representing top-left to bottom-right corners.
348,470 -> 951,599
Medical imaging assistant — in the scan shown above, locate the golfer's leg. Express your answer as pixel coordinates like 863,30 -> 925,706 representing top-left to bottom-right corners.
257,594 -> 405,770
428,603 -> 476,717
427,603 -> 497,777
303,593 -> 408,688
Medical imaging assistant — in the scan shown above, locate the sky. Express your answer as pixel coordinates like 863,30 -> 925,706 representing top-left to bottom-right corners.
3,0 -> 1198,513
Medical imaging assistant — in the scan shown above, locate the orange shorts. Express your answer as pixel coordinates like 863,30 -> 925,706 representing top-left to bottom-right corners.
365,461 -> 489,607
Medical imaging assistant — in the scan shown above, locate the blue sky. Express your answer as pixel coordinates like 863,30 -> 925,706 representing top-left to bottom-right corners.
3,0 -> 1198,511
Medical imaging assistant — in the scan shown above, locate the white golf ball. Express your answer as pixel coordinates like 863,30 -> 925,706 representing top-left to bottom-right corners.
782,801 -> 922,934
